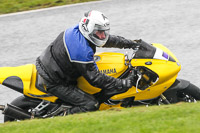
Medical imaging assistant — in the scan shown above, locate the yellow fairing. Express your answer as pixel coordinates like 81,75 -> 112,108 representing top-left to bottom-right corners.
77,52 -> 128,94
99,103 -> 124,110
111,75 -> 177,101
110,43 -> 181,101
0,64 -> 33,90
0,64 -> 58,102
78,43 -> 181,104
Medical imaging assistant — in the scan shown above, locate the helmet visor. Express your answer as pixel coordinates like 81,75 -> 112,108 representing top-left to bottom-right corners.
93,29 -> 109,40
93,24 -> 110,39
88,24 -> 110,47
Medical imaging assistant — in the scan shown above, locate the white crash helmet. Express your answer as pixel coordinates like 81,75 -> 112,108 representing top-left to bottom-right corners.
79,10 -> 110,47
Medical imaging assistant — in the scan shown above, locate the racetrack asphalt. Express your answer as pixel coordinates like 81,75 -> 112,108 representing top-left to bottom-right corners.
0,0 -> 200,123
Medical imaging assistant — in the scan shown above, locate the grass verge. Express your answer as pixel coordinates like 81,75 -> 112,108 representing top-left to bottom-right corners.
0,102 -> 200,133
0,0 -> 97,15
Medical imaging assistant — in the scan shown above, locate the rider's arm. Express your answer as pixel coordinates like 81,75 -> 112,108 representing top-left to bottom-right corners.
103,35 -> 138,49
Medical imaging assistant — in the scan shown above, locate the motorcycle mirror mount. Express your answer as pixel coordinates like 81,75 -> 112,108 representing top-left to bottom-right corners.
126,46 -> 140,68
132,46 -> 140,58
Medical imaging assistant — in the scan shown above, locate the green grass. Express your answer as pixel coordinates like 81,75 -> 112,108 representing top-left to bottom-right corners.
1,102 -> 200,133
0,0 -> 98,14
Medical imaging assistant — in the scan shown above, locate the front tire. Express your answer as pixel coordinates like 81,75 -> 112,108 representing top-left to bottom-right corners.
177,83 -> 200,101
163,81 -> 200,104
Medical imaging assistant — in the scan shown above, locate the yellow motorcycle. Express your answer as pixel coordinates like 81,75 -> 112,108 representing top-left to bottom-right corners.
0,40 -> 199,122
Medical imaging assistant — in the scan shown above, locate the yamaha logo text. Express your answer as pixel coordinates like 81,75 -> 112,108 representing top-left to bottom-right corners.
100,68 -> 117,74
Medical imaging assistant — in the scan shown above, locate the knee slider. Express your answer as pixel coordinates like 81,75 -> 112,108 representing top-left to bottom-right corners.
85,100 -> 99,111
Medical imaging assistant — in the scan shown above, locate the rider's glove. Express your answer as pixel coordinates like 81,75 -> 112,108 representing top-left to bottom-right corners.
121,69 -> 136,89
131,40 -> 140,49
122,79 -> 133,89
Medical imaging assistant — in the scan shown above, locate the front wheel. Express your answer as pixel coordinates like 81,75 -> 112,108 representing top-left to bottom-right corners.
163,81 -> 200,104
177,83 -> 200,102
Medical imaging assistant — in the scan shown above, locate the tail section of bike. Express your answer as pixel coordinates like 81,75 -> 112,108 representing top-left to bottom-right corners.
0,64 -> 58,102
0,64 -> 33,93
23,65 -> 58,102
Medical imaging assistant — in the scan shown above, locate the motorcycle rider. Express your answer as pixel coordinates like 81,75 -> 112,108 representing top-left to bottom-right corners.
36,10 -> 139,114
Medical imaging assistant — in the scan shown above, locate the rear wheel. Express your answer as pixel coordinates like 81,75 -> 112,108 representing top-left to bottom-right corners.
4,95 -> 40,122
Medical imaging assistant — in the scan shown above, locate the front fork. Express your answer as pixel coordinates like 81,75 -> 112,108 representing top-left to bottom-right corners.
159,94 -> 170,104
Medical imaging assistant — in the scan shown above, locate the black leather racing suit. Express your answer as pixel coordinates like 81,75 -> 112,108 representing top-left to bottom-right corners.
36,31 -> 137,114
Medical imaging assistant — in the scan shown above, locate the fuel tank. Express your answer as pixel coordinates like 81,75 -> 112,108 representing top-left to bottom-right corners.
95,52 -> 127,76
77,52 -> 128,94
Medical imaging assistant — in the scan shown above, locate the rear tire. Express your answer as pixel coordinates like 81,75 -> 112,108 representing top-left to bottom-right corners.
4,95 -> 39,122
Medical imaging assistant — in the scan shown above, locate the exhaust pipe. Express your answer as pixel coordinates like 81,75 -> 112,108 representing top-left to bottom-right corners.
1,104 -> 31,120
0,105 -> 5,111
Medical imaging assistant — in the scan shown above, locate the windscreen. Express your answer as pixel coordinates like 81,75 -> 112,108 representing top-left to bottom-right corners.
133,40 -> 156,59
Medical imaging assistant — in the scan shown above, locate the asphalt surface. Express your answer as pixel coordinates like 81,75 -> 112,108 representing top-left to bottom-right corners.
0,0 -> 200,123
